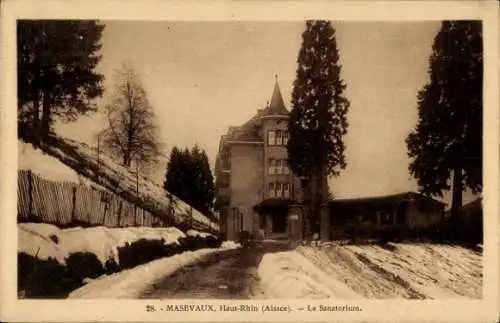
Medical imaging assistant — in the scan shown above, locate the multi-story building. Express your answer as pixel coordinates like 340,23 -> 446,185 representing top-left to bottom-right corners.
214,78 -> 301,240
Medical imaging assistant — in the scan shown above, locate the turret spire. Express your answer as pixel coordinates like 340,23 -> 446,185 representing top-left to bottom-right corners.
268,75 -> 287,114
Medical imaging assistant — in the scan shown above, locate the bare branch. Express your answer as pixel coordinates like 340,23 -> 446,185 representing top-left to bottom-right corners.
99,63 -> 161,169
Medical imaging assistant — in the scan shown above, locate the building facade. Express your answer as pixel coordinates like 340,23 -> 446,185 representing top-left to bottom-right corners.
327,191 -> 447,240
214,79 -> 301,240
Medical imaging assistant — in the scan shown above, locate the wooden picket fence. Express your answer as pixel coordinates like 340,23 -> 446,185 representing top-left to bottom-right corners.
17,170 -> 179,228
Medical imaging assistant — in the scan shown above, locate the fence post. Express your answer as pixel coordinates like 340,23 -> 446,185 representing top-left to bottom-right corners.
71,186 -> 77,223
102,201 -> 108,226
117,201 -> 123,228
28,170 -> 33,220
134,205 -> 137,227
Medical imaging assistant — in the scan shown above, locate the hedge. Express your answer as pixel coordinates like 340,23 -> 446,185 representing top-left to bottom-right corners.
18,233 -> 223,299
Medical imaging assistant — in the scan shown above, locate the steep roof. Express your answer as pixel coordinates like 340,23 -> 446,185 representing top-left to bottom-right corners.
262,76 -> 288,116
221,76 -> 289,143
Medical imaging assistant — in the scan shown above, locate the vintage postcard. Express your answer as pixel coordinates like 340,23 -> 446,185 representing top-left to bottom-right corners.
1,0 -> 499,322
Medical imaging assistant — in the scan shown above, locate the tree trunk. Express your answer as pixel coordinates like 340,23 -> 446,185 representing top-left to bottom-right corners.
31,91 -> 41,146
450,167 -> 463,220
40,92 -> 51,141
300,177 -> 311,240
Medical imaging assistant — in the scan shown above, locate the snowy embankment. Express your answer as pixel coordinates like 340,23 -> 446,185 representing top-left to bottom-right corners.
68,241 -> 241,299
258,243 -> 482,299
19,223 -> 186,267
258,249 -> 362,299
18,223 -> 223,298
19,137 -> 218,232
18,139 -> 112,193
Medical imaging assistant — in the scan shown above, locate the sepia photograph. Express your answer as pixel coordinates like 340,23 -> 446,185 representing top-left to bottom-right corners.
15,18 -> 484,300
1,1 -> 499,322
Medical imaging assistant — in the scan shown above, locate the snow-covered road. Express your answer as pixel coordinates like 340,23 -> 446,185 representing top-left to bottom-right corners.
69,241 -> 482,299
140,241 -> 289,299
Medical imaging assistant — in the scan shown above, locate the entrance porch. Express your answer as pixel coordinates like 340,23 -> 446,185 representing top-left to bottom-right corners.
253,198 -> 294,240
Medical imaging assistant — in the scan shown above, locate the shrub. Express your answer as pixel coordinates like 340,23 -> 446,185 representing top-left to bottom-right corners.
206,235 -> 222,248
18,229 -> 221,298
117,238 -> 171,269
65,252 -> 105,281
104,258 -> 120,275
179,235 -> 207,251
18,253 -> 74,298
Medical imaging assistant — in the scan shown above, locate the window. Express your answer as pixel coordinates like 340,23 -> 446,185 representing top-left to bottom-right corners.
269,183 -> 275,198
268,159 -> 275,175
275,183 -> 282,198
276,130 -> 283,145
275,160 -> 282,174
283,161 -> 290,175
284,131 -> 289,145
268,131 -> 275,145
283,183 -> 290,198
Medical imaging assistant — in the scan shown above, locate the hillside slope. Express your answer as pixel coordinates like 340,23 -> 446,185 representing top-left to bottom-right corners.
18,134 -> 218,233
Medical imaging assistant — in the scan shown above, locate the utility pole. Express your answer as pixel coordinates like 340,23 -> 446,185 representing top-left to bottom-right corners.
135,159 -> 140,226
96,129 -> 106,183
97,132 -> 100,181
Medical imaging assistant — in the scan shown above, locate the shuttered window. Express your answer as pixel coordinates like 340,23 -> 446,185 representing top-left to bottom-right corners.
275,160 -> 282,174
269,159 -> 275,174
283,183 -> 290,198
269,183 -> 275,198
275,183 -> 282,198
268,131 -> 275,145
276,130 -> 282,145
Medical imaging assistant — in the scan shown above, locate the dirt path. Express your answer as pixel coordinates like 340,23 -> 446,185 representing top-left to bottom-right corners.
139,241 -> 288,299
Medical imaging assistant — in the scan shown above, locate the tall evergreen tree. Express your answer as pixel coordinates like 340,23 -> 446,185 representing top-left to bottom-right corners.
164,146 -> 183,199
287,20 -> 350,236
163,146 -> 215,217
189,145 -> 204,211
17,20 -> 105,141
406,21 -> 483,219
178,147 -> 193,203
199,149 -> 215,215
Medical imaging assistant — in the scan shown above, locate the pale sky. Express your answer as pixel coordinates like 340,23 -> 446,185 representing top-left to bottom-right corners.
55,20 -> 475,205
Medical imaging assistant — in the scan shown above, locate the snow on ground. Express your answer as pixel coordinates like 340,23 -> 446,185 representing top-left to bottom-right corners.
68,243 -> 241,299
22,137 -> 217,231
19,223 -> 186,266
19,140 -> 122,194
18,140 -> 80,183
186,229 -> 214,239
258,250 -> 362,299
295,243 -> 482,299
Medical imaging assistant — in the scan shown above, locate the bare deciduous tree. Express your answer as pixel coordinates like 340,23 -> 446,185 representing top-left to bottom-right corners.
100,64 -> 161,170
